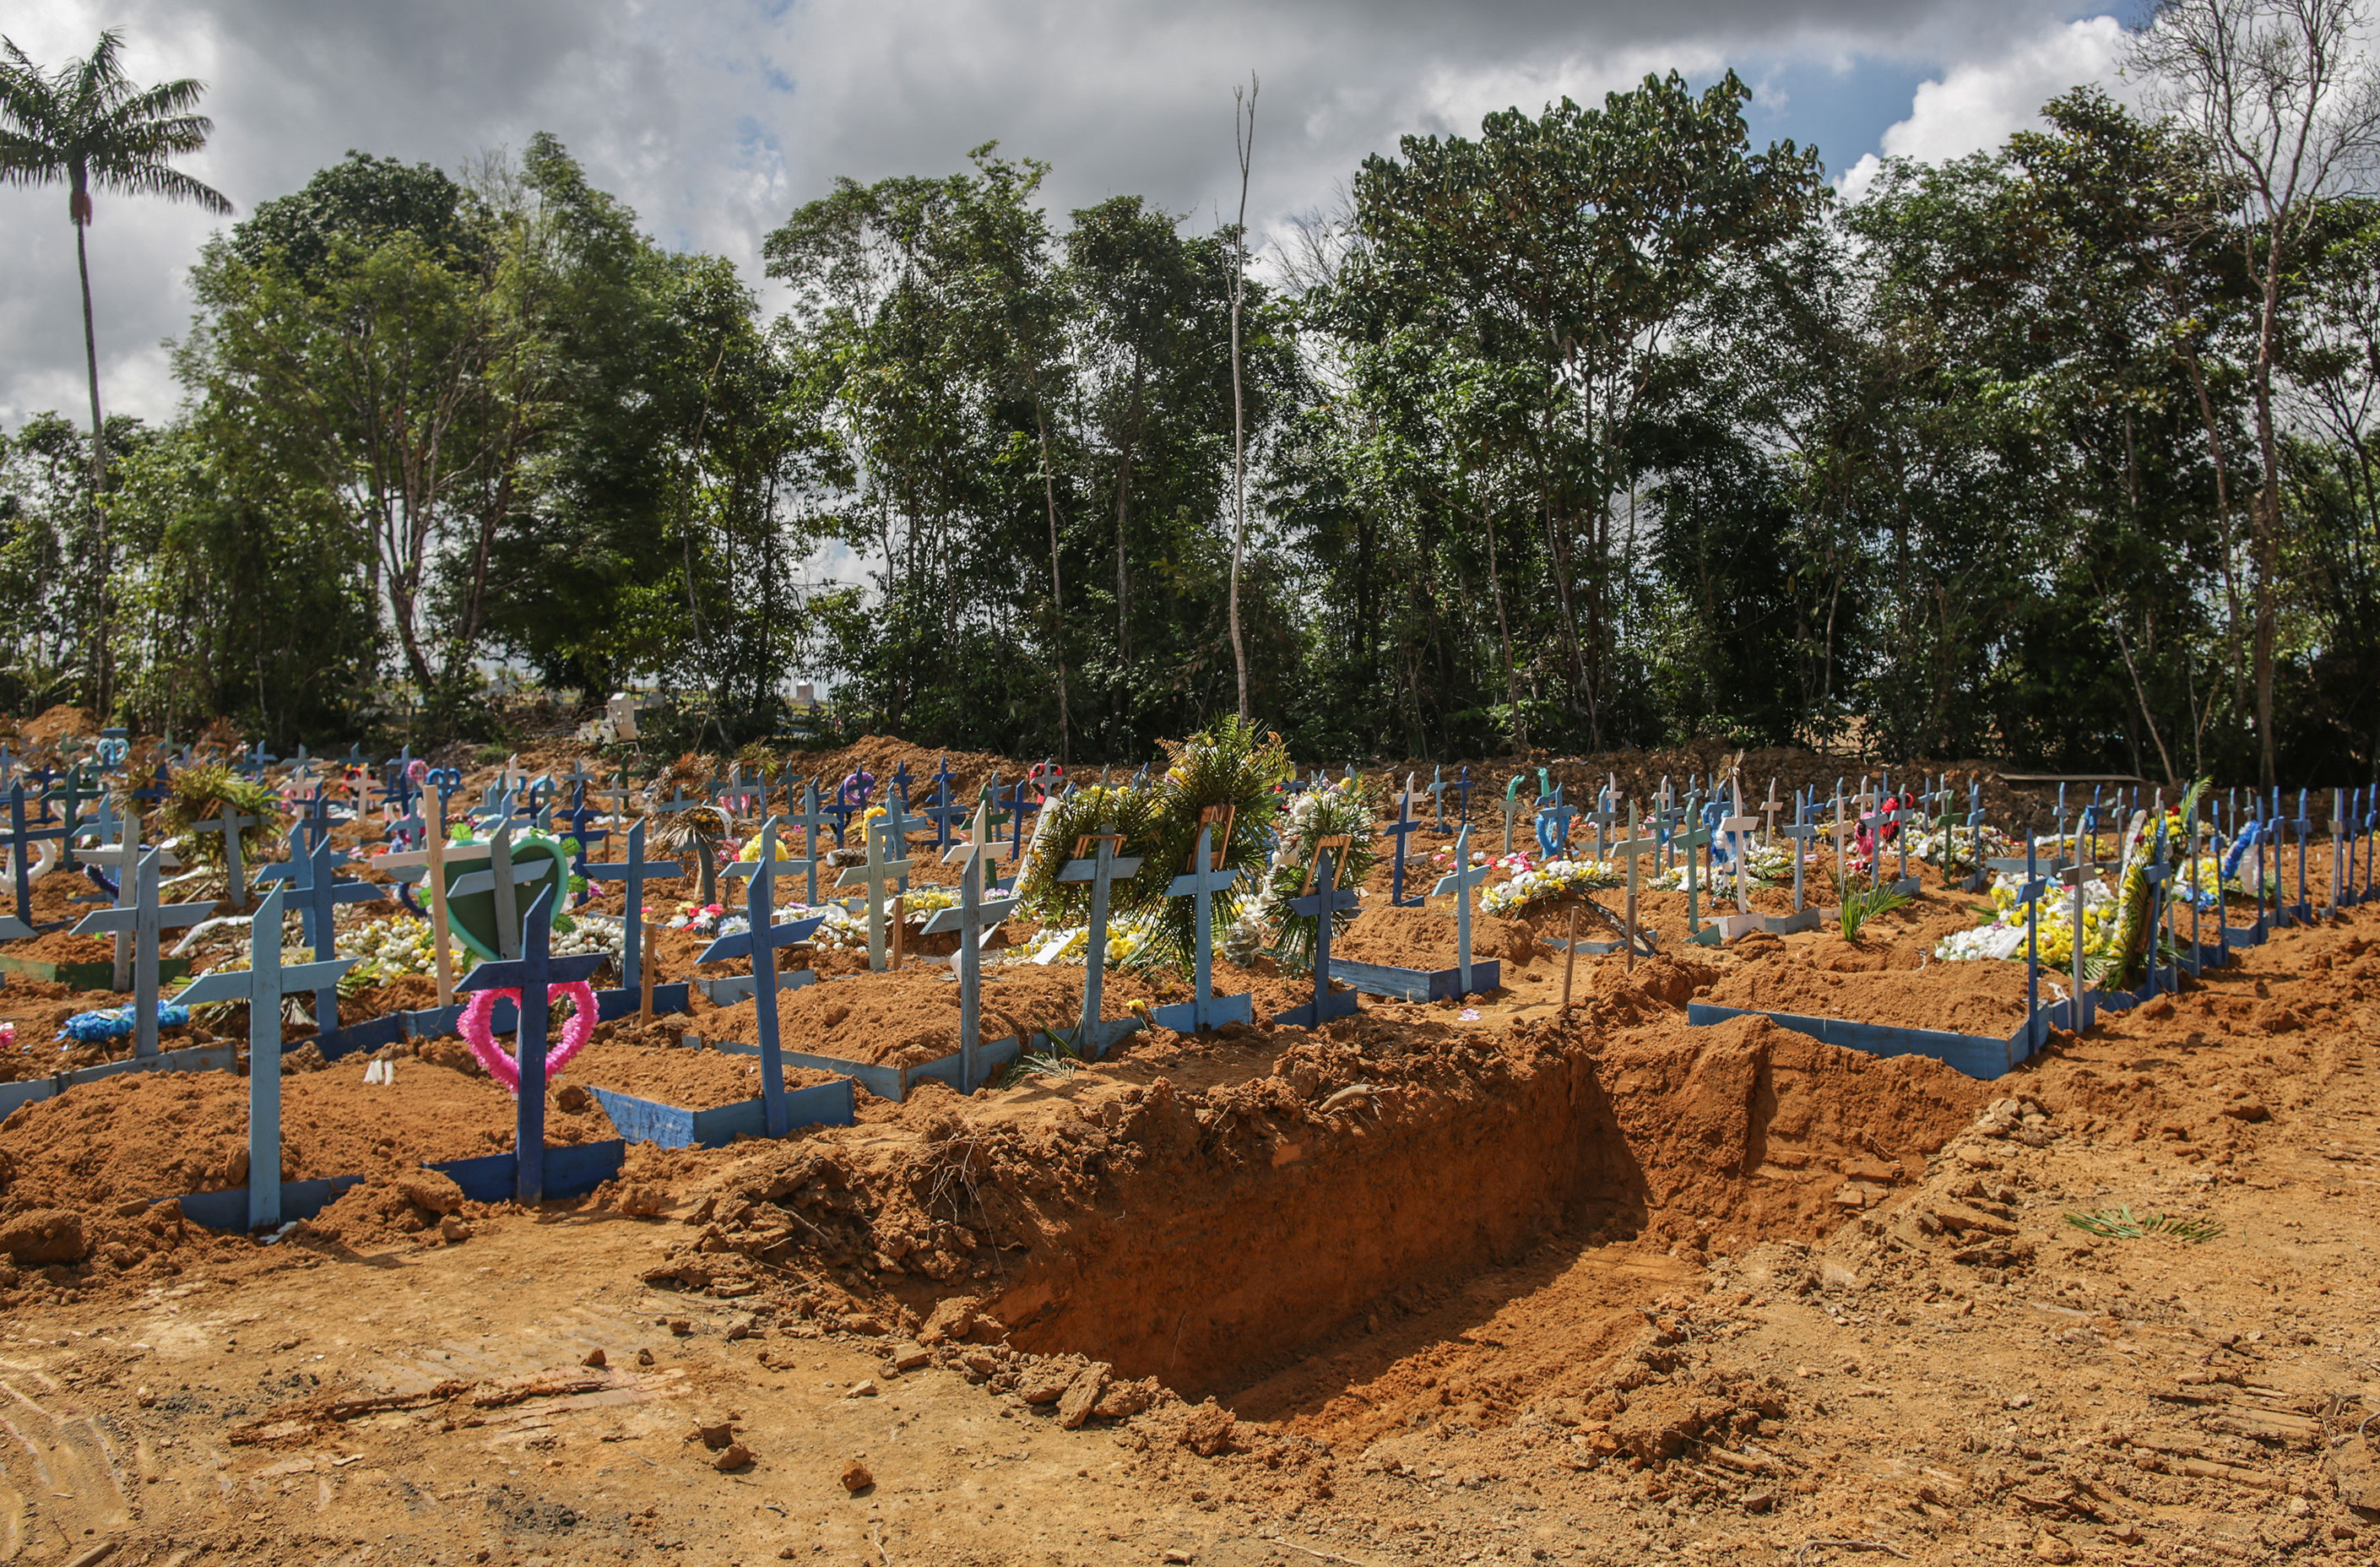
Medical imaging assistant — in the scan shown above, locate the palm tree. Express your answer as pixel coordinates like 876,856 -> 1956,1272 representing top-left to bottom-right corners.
0,27 -> 230,707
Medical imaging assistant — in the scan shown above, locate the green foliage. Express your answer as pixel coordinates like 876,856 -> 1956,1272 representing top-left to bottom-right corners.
152,764 -> 283,870
2063,1205 -> 2224,1244
3,77 -> 2379,786
1835,882 -> 1911,941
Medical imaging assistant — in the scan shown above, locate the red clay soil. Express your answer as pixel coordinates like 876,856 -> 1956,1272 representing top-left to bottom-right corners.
0,1055 -> 614,1215
569,1031 -> 842,1109
1702,952 -> 2041,1035
5,928 -> 117,965
692,962 -> 1182,1068
1332,900 -> 1540,973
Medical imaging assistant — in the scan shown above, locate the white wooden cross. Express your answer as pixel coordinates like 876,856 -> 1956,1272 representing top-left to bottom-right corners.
1614,803 -> 1660,973
836,809 -> 914,971
80,815 -> 182,990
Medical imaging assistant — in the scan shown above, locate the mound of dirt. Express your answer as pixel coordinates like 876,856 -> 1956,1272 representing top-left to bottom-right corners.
0,1057 -> 615,1226
1331,902 -> 1537,972
1700,955 -> 2037,1036
695,962 -> 1183,1068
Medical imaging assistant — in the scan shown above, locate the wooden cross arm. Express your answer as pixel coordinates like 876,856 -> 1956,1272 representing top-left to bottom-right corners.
456,951 -> 610,991
919,896 -> 1020,937
1058,856 -> 1144,882
1164,865 -> 1241,898
696,913 -> 827,965
1429,865 -> 1490,897
942,840 -> 1014,865
172,957 -> 356,1006
1287,885 -> 1363,918
837,859 -> 915,888
80,844 -> 184,871
73,899 -> 214,936
447,861 -> 550,897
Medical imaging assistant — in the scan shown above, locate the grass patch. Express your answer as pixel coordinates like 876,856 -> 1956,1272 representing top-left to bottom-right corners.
2063,1205 -> 2224,1244
1836,881 -> 1912,941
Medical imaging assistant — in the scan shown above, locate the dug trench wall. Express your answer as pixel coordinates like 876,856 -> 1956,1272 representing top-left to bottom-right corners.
646,961 -> 1987,1404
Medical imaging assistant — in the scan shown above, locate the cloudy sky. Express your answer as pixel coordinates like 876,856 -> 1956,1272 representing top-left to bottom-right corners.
0,0 -> 2142,432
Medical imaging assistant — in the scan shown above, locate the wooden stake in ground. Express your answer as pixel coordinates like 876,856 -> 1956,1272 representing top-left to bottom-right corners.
1614,803 -> 1658,974
1561,906 -> 1578,1011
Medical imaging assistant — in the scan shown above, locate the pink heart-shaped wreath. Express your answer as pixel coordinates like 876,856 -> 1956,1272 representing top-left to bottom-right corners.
458,982 -> 598,1098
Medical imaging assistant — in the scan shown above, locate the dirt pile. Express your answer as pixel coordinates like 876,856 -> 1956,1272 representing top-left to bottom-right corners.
1703,957 -> 2039,1035
1332,900 -> 1539,971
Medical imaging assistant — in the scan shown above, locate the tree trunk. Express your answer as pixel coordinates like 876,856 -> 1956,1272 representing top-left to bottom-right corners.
1033,399 -> 1071,762
74,214 -> 111,714
1482,494 -> 1527,751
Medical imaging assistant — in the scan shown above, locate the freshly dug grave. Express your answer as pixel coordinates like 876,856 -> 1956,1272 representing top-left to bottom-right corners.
1700,952 -> 2040,1035
635,957 -> 1987,1401
0,1055 -> 616,1223
569,1030 -> 843,1109
692,962 -> 1181,1067
1331,900 -> 1538,973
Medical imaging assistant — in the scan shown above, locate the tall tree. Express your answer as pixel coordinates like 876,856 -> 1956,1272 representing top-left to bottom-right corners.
0,27 -> 230,711
2130,0 -> 2380,783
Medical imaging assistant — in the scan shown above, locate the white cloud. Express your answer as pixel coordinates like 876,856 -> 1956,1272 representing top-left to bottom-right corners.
2,0 -> 2100,429
1837,14 -> 2131,201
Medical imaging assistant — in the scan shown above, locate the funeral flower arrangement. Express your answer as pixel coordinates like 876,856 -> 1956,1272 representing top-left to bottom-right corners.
1479,856 -> 1621,917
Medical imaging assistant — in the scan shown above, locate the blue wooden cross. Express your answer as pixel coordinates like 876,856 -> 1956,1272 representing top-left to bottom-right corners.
1003,775 -> 1043,859
555,777 -> 610,903
582,818 -> 679,1017
4,783 -> 66,930
171,887 -> 355,1230
878,793 -> 933,895
1676,794 -> 1716,945
924,828 -> 1021,1093
1150,819 -> 1252,1033
1273,845 -> 1361,1029
1591,779 -> 1619,861
2015,838 -> 2049,1045
923,760 -> 968,850
1534,789 -> 1577,861
780,780 -> 832,905
1057,827 -> 1143,1047
1383,784 -> 1425,908
700,823 -> 826,1136
256,833 -> 377,1028
1430,825 -> 1492,995
71,849 -> 212,1059
717,765 -> 766,821
1777,789 -> 1820,917
458,886 -> 608,1203
44,768 -> 95,871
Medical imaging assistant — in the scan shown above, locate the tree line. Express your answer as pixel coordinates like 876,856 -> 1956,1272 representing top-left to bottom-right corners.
4,3 -> 2377,784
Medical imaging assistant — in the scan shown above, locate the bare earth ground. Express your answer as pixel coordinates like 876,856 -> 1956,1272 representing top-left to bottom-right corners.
0,889 -> 2372,1567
